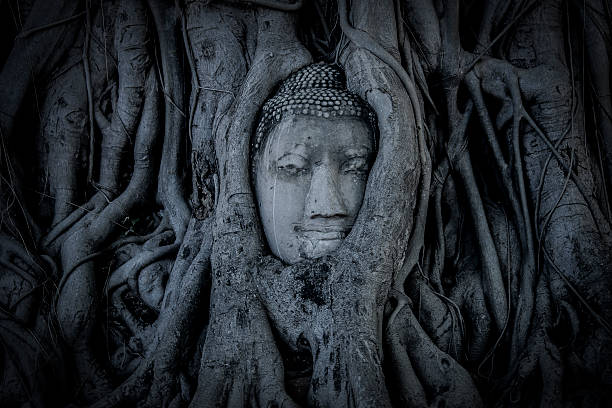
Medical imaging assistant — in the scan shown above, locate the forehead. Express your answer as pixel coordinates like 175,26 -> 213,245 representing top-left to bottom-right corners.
264,115 -> 373,153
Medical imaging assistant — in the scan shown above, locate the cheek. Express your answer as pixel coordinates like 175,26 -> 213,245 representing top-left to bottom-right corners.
339,174 -> 368,216
256,173 -> 310,228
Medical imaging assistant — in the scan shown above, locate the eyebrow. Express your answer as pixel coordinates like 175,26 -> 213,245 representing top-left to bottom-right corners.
275,151 -> 309,162
273,143 -> 308,160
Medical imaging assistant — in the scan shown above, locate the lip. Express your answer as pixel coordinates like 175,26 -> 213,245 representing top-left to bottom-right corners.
296,224 -> 351,241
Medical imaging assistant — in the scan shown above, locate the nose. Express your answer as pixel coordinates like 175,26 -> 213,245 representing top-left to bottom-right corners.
305,165 -> 348,219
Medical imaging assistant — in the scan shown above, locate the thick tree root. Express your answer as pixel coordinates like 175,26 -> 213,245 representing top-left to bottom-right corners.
89,217 -> 213,408
55,64 -> 161,403
385,300 -> 483,408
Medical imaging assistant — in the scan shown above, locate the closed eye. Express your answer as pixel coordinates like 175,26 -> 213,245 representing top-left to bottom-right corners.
342,156 -> 369,173
276,153 -> 309,175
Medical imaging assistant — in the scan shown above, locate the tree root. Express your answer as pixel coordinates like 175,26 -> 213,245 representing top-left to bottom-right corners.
41,194 -> 107,254
38,58 -> 89,226
55,66 -> 161,403
110,286 -> 157,347
42,0 -> 153,254
385,299 -> 483,407
148,0 -> 191,242
106,241 -> 177,299
89,217 -> 213,408
453,103 -> 509,334
83,0 -> 95,184
337,0 -> 431,294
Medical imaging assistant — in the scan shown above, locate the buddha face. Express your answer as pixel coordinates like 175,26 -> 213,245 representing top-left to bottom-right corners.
254,114 -> 374,264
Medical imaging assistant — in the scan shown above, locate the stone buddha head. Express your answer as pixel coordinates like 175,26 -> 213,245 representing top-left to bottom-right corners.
251,63 -> 378,264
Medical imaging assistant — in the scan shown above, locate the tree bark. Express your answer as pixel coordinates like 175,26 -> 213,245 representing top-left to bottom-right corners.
1,0 -> 611,407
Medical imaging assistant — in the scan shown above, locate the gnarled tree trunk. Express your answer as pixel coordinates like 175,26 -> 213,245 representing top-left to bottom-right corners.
0,0 -> 611,407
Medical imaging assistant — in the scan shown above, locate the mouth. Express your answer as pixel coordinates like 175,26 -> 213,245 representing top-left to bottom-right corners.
295,225 -> 351,241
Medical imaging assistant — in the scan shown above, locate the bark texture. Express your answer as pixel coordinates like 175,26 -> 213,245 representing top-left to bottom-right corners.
0,0 -> 611,407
